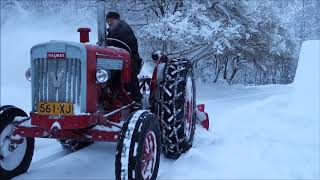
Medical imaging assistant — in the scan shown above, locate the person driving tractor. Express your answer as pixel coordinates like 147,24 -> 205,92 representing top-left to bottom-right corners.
105,11 -> 142,108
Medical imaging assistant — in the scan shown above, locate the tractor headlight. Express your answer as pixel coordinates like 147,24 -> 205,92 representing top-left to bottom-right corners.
25,68 -> 31,81
96,68 -> 110,83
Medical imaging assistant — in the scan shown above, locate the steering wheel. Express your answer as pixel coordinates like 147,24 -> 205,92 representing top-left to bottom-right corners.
106,38 -> 132,55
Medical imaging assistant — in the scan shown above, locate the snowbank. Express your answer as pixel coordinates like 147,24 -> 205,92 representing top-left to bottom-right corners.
291,40 -> 320,120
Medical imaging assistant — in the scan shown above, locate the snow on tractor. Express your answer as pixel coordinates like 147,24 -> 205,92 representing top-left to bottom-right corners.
0,1 -> 209,179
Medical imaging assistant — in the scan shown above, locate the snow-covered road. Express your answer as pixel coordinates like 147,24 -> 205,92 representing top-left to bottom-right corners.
1,84 -> 316,179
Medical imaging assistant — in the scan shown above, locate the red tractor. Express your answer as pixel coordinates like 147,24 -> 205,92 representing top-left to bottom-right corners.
0,1 -> 209,179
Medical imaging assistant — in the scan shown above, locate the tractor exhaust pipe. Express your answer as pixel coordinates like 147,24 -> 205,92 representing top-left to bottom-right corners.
97,0 -> 106,46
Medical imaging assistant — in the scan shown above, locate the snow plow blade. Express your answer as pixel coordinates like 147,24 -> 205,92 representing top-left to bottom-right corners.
196,104 -> 210,130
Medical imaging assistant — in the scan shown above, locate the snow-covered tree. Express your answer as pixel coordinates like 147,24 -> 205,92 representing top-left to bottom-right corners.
1,0 -> 318,85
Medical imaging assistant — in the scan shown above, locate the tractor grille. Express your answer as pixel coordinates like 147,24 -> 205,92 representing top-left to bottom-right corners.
32,58 -> 81,110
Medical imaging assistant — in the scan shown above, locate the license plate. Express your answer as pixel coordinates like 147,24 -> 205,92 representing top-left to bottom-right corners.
37,102 -> 73,115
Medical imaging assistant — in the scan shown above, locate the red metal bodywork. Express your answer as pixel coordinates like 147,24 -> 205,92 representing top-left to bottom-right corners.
77,28 -> 91,43
197,104 -> 210,130
85,45 -> 131,113
16,126 -> 119,142
16,112 -> 121,142
150,63 -> 158,92
14,44 -> 132,142
30,113 -> 98,129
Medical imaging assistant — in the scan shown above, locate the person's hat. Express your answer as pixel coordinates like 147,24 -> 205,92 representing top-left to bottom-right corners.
106,11 -> 120,20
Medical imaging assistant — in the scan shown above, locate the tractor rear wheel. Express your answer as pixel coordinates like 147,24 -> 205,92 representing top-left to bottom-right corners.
115,110 -> 161,180
0,106 -> 34,179
158,59 -> 196,159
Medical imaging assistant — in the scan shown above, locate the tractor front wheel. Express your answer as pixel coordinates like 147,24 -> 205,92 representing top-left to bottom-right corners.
0,106 -> 34,179
115,110 -> 161,180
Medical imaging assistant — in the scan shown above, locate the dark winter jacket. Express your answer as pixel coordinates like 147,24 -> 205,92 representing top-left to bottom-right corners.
106,20 -> 141,66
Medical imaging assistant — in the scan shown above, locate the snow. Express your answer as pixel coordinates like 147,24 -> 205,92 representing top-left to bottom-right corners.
91,125 -> 120,132
133,142 -> 138,157
1,83 -> 317,179
291,40 -> 320,119
18,119 -> 37,128
139,1 -> 243,55
156,63 -> 165,82
195,109 -> 207,122
10,134 -> 22,141
1,7 -> 319,179
120,110 -> 147,179
50,121 -> 61,130
13,116 -> 28,123
3,81 -> 316,179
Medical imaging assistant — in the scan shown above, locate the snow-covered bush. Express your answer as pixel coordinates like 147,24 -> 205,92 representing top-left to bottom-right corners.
134,0 -> 298,85
138,1 -> 242,55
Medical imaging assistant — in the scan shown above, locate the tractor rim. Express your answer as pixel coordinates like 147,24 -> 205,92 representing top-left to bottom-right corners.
0,124 -> 27,171
184,76 -> 194,141
141,130 -> 157,180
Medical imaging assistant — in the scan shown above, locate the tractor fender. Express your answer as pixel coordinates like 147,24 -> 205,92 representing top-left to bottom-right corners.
0,105 -> 27,119
156,63 -> 166,84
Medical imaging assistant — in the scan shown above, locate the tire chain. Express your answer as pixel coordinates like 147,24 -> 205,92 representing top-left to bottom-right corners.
158,58 -> 192,158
